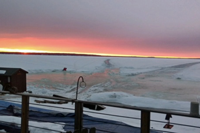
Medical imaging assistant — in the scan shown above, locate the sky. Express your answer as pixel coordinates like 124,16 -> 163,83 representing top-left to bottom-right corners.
0,0 -> 200,58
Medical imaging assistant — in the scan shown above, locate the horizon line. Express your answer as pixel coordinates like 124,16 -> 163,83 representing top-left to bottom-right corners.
0,51 -> 199,60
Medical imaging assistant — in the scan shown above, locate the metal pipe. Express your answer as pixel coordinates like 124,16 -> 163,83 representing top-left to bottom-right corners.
76,76 -> 86,100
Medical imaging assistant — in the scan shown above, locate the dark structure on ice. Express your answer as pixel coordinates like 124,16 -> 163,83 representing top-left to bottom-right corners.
0,67 -> 28,93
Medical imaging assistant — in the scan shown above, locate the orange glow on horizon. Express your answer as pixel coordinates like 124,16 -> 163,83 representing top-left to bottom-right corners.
0,38 -> 199,59
0,48 -> 199,59
0,48 -> 48,53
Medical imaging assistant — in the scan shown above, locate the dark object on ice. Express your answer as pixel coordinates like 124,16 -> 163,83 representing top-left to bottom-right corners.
63,67 -> 67,71
104,59 -> 113,67
163,124 -> 173,129
53,94 -> 71,100
164,113 -> 173,129
83,103 -> 106,111
53,94 -> 105,111
165,113 -> 172,120
0,67 -> 28,93
35,99 -> 68,104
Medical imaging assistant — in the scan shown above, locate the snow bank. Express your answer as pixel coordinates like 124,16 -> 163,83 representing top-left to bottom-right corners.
175,64 -> 200,81
110,58 -> 199,75
86,91 -> 190,112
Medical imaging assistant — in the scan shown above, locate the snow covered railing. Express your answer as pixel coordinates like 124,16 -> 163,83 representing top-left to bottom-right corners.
1,91 -> 200,133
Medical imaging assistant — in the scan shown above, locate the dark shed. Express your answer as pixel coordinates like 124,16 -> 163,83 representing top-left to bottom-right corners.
0,67 -> 28,93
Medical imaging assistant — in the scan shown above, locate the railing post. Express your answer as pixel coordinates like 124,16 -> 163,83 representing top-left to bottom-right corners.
21,95 -> 30,133
89,127 -> 96,133
141,110 -> 150,133
75,101 -> 83,132
82,128 -> 88,133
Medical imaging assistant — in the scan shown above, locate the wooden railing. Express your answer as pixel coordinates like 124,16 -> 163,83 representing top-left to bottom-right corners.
0,90 -> 200,133
68,127 -> 96,133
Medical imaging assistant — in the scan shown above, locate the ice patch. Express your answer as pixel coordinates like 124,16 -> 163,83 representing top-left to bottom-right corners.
175,64 -> 200,81
0,129 -> 6,133
120,67 -> 158,76
0,70 -> 6,74
86,91 -> 190,111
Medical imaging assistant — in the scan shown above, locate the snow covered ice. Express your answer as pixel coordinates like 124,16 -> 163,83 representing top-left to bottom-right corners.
1,54 -> 200,133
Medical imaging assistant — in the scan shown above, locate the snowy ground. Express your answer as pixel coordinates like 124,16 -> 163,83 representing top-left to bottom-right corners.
0,54 -> 200,133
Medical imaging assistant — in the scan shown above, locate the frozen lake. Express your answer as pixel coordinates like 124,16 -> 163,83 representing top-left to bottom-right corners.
27,61 -> 200,103
9,54 -> 197,105
1,54 -> 200,104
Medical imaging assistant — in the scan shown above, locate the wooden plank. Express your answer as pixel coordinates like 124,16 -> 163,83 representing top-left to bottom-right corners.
1,90 -> 200,119
83,103 -> 105,111
89,127 -> 96,133
74,130 -> 80,133
141,110 -> 150,133
21,95 -> 29,133
74,102 -> 83,131
81,128 -> 88,133
34,99 -> 68,104
53,94 -> 70,99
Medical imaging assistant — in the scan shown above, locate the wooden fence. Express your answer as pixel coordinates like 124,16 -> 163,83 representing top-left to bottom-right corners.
0,91 -> 200,133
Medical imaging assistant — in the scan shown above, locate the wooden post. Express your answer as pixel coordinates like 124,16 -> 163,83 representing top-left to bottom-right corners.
75,102 -> 83,132
89,127 -> 96,133
82,128 -> 88,133
74,130 -> 79,133
141,110 -> 150,133
21,95 -> 29,133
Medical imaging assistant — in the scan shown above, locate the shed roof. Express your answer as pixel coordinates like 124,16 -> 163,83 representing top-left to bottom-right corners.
0,67 -> 28,76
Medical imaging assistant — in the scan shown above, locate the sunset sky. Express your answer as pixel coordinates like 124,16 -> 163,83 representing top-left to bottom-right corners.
0,0 -> 200,58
